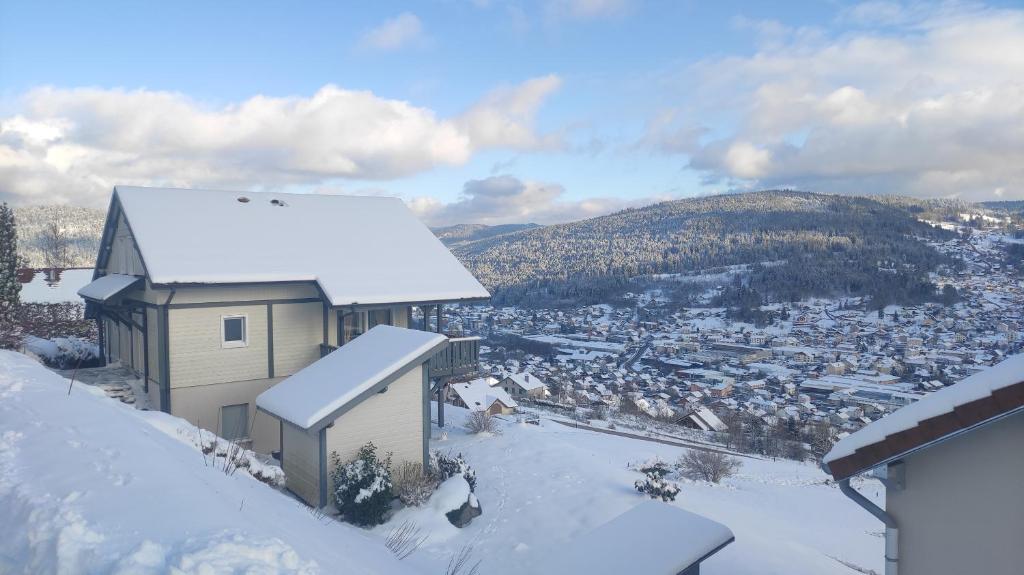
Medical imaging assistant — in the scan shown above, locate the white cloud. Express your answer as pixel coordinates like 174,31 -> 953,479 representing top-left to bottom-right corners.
358,12 -> 425,52
410,174 -> 665,226
0,77 -> 561,206
670,4 -> 1024,200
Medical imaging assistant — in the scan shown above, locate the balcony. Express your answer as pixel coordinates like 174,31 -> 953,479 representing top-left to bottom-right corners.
319,336 -> 481,379
429,336 -> 481,379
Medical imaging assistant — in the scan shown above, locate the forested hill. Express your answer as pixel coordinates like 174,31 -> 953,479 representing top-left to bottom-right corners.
432,223 -> 541,247
13,205 -> 105,268
448,190 -> 959,307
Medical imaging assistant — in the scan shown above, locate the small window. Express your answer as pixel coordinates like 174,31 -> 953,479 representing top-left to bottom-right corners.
341,311 -> 366,345
221,403 -> 249,441
221,315 -> 248,348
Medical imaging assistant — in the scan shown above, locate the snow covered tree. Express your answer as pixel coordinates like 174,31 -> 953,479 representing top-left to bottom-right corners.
0,203 -> 22,349
331,442 -> 393,526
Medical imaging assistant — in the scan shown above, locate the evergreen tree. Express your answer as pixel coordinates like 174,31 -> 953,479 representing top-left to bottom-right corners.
0,203 -> 23,349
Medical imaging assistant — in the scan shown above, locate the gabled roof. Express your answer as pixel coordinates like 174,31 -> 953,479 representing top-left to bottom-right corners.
111,186 -> 489,306
824,354 -> 1024,480
503,372 -> 545,391
451,378 -> 517,411
256,326 -> 447,431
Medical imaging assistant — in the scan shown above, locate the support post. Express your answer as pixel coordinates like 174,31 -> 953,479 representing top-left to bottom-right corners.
436,304 -> 443,334
437,379 -> 445,428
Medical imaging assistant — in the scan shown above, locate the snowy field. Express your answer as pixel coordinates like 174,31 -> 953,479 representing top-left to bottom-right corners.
393,406 -> 885,575
0,351 -> 410,575
0,350 -> 884,574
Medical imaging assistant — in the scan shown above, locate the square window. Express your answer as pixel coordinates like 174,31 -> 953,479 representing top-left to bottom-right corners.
222,315 -> 247,348
221,403 -> 249,441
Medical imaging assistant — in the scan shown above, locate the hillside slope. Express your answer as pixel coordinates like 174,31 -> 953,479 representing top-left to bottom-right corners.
0,351 -> 411,575
13,205 -> 105,268
450,190 -> 956,306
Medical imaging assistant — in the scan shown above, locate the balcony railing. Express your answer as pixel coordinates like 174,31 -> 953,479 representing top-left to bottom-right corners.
429,336 -> 481,379
319,337 -> 480,379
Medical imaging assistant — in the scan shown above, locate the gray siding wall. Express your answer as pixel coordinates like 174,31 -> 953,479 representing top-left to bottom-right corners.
169,305 -> 270,387
324,364 -> 425,497
282,423 -> 321,507
887,412 -> 1024,575
170,377 -> 282,453
272,302 -> 322,377
104,213 -> 145,276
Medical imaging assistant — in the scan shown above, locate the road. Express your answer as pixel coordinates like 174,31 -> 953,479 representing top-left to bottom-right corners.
548,418 -> 759,459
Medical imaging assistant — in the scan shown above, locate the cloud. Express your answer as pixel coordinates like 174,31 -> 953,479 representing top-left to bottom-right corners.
651,3 -> 1024,200
0,77 -> 561,206
410,174 -> 665,226
358,12 -> 425,52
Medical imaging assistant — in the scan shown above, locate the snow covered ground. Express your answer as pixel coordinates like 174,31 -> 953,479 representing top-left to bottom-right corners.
0,351 -> 411,575
0,349 -> 884,574
387,406 -> 885,575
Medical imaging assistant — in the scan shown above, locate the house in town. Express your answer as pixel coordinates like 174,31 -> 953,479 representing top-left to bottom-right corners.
255,325 -> 446,507
449,377 -> 518,415
78,186 -> 489,454
823,353 -> 1024,575
496,371 -> 548,399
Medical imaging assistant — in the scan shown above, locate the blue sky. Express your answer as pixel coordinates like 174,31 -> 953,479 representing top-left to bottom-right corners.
2,0 -> 1023,224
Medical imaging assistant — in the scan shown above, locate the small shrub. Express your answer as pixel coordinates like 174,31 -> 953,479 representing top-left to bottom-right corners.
465,410 -> 499,434
635,472 -> 680,501
431,451 -> 477,493
331,442 -> 393,526
638,459 -> 672,478
677,450 -> 742,483
392,461 -> 438,507
385,520 -> 428,560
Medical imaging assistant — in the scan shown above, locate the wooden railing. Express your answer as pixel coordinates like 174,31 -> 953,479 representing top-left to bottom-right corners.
319,337 -> 480,379
429,336 -> 481,379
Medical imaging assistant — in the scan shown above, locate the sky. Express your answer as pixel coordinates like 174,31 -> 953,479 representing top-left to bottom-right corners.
1,0 -> 1023,225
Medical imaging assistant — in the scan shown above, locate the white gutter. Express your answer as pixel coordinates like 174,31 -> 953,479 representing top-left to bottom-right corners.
838,477 -> 899,575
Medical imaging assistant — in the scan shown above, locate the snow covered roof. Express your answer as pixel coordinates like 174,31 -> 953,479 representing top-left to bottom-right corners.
77,273 -> 143,302
503,372 -> 545,391
256,326 -> 447,430
825,353 -> 1024,480
113,186 -> 489,306
451,379 -> 517,411
539,501 -> 734,575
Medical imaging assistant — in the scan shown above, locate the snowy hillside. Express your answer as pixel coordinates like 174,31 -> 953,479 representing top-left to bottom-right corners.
0,350 -> 884,574
0,351 -> 410,575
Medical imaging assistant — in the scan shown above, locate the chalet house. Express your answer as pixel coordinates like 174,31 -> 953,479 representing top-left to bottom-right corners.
823,354 -> 1024,575
497,372 -> 548,399
449,378 -> 517,415
78,186 -> 488,454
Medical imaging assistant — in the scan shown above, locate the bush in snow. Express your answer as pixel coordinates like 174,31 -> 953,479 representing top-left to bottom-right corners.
392,461 -> 439,507
331,442 -> 393,526
677,450 -> 742,483
634,472 -> 680,502
465,410 -> 499,434
637,459 -> 672,479
431,451 -> 477,493
24,335 -> 101,369
185,425 -> 285,487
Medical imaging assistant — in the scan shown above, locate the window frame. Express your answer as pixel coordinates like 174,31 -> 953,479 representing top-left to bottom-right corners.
220,314 -> 249,349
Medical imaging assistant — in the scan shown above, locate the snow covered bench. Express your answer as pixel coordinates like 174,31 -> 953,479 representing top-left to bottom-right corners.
539,501 -> 734,575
